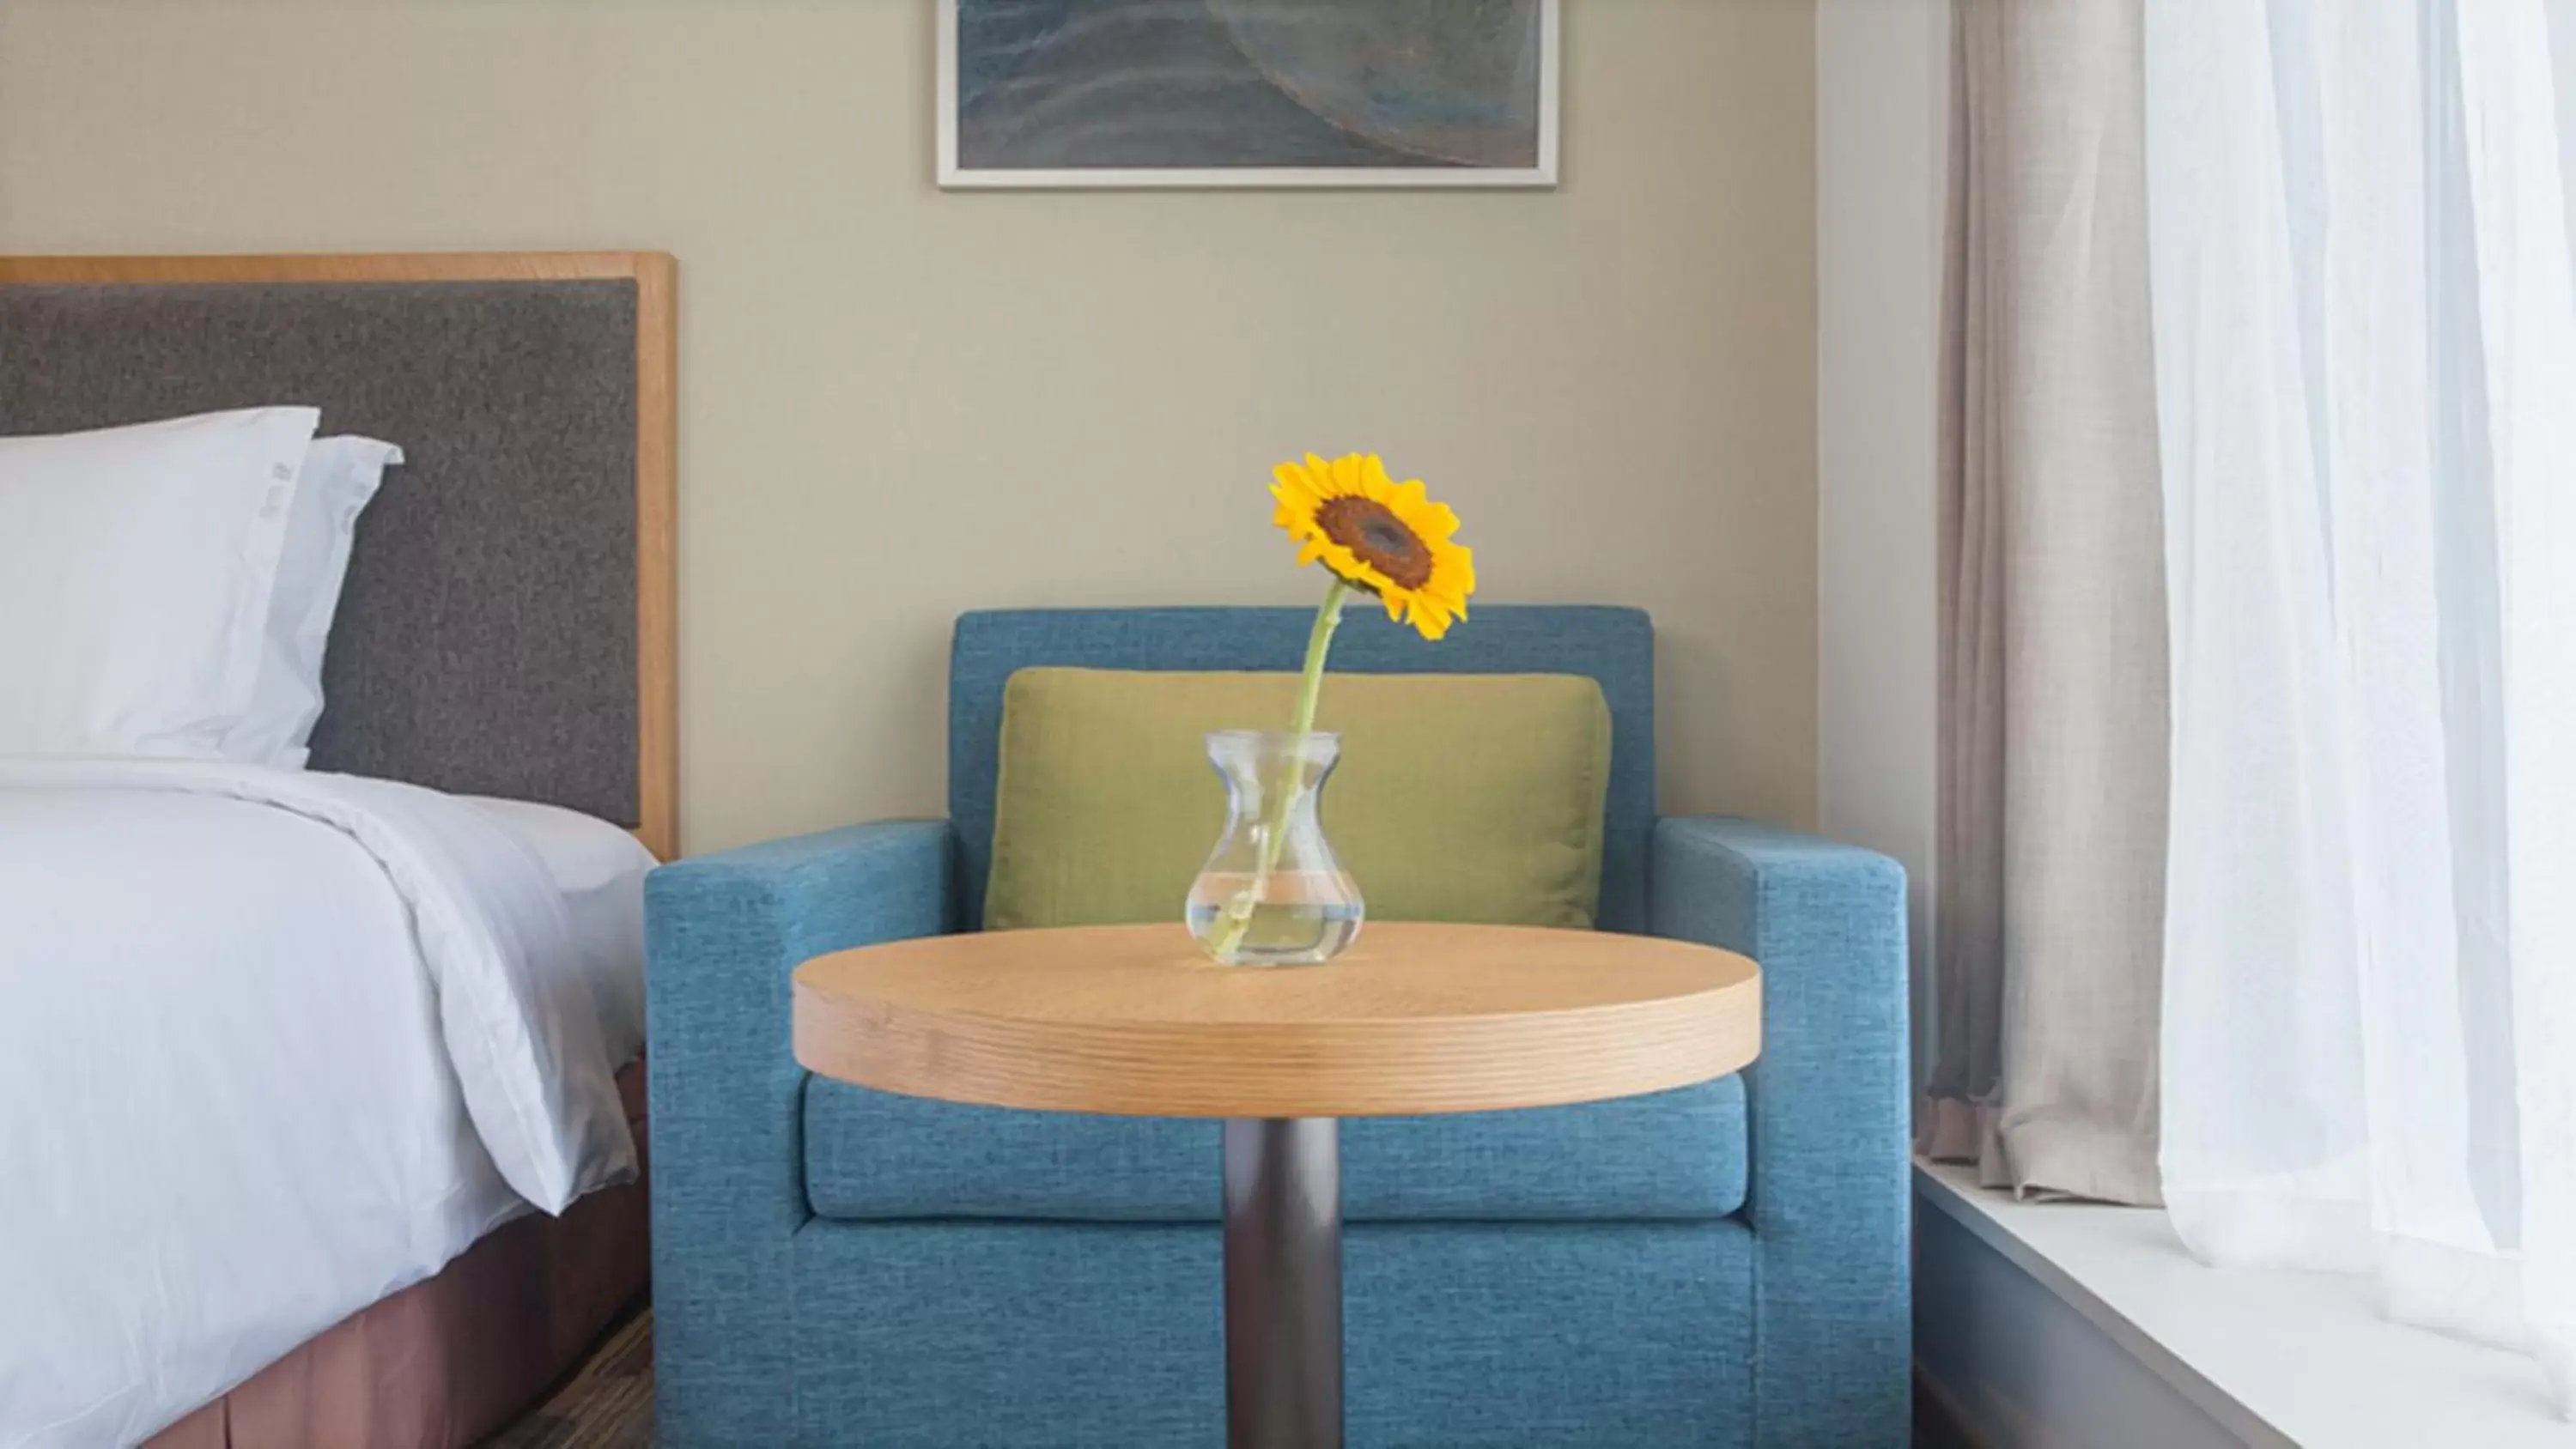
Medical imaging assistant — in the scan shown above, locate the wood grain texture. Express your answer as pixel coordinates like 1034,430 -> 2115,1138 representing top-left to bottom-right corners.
629,253 -> 680,860
793,923 -> 1761,1119
0,251 -> 682,858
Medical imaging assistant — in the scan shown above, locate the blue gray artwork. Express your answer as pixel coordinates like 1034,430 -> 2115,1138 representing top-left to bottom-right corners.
956,0 -> 1545,170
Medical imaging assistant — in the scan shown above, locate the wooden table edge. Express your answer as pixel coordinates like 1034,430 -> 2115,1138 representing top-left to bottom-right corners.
791,966 -> 1761,1119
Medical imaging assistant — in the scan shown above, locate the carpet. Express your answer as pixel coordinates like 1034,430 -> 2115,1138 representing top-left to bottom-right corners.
482,1309 -> 653,1449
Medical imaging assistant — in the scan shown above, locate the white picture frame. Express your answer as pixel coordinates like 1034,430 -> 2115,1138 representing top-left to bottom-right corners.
936,0 -> 1560,191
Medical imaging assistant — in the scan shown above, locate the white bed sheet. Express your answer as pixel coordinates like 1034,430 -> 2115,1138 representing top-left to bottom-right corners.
0,761 -> 653,1448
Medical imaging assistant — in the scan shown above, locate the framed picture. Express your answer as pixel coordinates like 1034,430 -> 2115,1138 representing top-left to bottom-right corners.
938,0 -> 1560,190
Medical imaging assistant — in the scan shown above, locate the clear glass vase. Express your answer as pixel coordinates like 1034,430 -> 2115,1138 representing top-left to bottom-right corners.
1184,730 -> 1364,967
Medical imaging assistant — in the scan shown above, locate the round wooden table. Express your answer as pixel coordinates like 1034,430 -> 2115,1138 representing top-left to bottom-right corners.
792,921 -> 1761,1449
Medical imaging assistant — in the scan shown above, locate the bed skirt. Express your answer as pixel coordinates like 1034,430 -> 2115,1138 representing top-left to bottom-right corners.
145,1063 -> 651,1449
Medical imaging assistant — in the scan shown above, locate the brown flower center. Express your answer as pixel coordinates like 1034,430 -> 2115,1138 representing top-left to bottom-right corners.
1315,495 -> 1435,590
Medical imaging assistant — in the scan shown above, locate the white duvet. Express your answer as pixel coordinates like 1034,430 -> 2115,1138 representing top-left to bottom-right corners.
0,759 -> 649,1448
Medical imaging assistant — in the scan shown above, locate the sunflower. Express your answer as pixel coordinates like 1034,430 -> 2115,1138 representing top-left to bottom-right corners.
1270,452 -> 1477,640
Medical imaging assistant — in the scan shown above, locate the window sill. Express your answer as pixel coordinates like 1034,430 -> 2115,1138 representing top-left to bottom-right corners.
1914,1160 -> 2567,1446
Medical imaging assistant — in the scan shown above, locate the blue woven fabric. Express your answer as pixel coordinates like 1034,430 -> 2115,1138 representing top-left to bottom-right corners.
803,1076 -> 1747,1222
948,606 -> 1656,932
790,1219 -> 1754,1448
646,821 -> 953,1449
1651,816 -> 1911,1447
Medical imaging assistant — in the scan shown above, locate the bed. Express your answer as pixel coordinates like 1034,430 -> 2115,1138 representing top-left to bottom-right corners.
0,252 -> 677,1449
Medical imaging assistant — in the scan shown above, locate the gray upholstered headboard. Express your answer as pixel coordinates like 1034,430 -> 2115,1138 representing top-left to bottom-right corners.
0,253 -> 677,858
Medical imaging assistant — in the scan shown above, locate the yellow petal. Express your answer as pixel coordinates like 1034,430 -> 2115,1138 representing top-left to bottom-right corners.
1298,453 -> 1333,496
1356,455 -> 1395,500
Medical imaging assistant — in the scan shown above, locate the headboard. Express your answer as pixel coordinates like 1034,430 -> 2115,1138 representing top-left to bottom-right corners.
0,252 -> 678,858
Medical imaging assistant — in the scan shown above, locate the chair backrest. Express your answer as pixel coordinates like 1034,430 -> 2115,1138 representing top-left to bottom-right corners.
948,605 -> 1656,932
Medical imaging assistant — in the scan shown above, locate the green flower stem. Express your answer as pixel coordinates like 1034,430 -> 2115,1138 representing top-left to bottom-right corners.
1290,577 -> 1351,739
1211,577 -> 1351,960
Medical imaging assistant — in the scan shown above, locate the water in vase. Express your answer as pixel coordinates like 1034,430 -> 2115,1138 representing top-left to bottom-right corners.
1186,870 -> 1365,967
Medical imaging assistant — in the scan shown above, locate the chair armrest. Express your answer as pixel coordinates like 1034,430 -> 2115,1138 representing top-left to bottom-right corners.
1649,815 -> 1909,1446
644,820 -> 954,1444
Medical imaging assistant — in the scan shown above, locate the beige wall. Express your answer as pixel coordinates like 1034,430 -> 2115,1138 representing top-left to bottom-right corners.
0,0 -> 1818,852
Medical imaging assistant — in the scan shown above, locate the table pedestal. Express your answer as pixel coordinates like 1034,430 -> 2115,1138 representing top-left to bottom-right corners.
1223,1118 -> 1341,1449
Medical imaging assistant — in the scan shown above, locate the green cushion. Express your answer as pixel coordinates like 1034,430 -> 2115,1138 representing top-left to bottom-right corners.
984,668 -> 1613,931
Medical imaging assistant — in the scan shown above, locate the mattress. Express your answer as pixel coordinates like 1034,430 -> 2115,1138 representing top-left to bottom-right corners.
0,760 -> 653,1448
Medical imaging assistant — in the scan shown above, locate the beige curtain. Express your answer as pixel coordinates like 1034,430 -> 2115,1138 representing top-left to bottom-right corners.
1919,0 -> 2166,1206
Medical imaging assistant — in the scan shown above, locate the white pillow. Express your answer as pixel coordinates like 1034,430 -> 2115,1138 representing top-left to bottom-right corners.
0,408 -> 320,758
222,435 -> 404,767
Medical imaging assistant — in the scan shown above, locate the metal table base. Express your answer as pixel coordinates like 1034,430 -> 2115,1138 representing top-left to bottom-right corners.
1224,1118 -> 1341,1449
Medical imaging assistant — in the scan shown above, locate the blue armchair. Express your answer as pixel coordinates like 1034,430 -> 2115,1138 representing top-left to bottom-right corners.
647,607 -> 1909,1447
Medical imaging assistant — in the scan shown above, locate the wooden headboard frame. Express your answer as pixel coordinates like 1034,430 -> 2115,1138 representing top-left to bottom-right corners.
0,252 -> 680,859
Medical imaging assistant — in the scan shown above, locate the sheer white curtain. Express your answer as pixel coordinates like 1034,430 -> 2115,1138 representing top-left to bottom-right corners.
2145,0 -> 2576,1414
